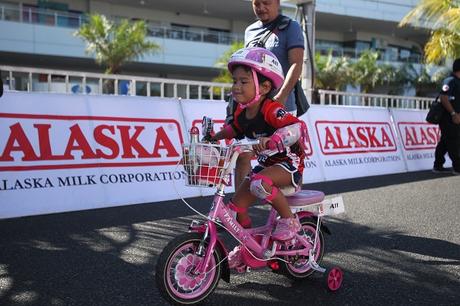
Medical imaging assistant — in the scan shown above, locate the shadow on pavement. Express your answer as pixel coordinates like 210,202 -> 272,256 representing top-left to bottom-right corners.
0,170 -> 458,305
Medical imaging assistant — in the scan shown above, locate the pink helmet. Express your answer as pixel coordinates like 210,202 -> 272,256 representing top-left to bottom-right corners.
228,47 -> 284,90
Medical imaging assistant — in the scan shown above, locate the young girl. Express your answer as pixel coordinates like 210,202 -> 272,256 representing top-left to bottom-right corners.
209,47 -> 307,244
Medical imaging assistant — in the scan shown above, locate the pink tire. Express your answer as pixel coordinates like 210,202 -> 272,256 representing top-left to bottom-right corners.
326,267 -> 343,291
155,233 -> 221,305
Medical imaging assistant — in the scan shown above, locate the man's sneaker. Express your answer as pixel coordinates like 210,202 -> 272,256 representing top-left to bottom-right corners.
228,245 -> 245,270
432,167 -> 450,174
452,169 -> 460,175
272,217 -> 301,241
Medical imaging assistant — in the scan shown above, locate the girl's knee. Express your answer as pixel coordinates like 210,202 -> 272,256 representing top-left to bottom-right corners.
249,173 -> 279,202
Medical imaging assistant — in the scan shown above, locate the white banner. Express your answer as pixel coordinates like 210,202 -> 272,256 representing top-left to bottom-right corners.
298,111 -> 326,184
390,109 -> 450,171
305,105 -> 407,181
0,92 -> 442,219
0,92 -> 196,218
179,99 -> 234,196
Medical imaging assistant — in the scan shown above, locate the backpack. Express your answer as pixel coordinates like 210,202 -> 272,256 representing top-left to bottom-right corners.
426,95 -> 444,124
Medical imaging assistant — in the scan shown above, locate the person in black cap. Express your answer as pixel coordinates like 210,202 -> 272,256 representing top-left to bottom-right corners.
433,58 -> 460,175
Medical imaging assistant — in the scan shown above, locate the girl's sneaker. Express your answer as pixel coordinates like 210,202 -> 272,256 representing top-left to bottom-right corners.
272,217 -> 301,241
228,245 -> 245,270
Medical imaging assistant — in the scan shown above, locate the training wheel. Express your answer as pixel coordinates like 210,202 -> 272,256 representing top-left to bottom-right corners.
326,267 -> 343,291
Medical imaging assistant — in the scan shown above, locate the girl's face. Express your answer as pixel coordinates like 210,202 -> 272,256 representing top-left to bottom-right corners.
231,66 -> 255,105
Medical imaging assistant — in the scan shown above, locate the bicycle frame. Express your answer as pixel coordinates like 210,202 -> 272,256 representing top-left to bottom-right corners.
192,143 -> 315,274
156,138 -> 345,304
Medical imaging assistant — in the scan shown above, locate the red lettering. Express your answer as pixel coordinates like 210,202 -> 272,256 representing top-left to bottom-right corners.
63,124 -> 97,159
334,127 -> 344,148
94,125 -> 119,159
118,126 -> 152,158
404,126 -> 439,148
405,127 -> 416,146
380,128 -> 393,147
34,124 -> 67,160
419,127 -> 430,145
151,126 -> 179,157
356,127 -> 369,147
346,127 -> 362,148
426,126 -> 439,144
0,123 -> 39,161
324,127 -> 339,150
0,117 -> 182,165
366,127 -> 382,147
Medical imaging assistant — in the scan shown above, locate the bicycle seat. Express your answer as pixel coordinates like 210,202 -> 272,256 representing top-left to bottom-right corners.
286,190 -> 325,206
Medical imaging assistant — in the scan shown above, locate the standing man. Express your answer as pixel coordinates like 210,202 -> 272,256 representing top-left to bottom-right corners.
233,0 -> 305,188
433,58 -> 460,175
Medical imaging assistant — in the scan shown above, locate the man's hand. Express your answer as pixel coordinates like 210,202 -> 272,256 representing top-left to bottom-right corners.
273,93 -> 288,105
452,113 -> 460,124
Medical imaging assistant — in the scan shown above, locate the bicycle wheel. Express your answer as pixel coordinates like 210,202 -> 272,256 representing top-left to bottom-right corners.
279,216 -> 325,280
155,232 -> 222,305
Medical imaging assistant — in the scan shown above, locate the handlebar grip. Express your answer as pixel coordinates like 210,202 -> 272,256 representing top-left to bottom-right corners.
234,138 -> 259,146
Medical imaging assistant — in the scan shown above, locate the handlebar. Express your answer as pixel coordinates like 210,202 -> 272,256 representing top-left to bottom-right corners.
232,138 -> 259,152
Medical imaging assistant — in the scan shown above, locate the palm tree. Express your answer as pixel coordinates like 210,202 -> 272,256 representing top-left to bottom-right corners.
349,50 -> 394,93
399,0 -> 460,64
75,14 -> 160,74
212,41 -> 244,84
314,51 -> 351,91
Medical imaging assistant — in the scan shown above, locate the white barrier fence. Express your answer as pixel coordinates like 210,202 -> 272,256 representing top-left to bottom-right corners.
1,65 -> 434,110
0,65 -> 232,100
0,92 -> 440,219
318,89 -> 433,110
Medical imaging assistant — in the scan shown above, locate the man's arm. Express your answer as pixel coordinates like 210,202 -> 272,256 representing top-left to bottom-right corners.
273,47 -> 303,104
441,95 -> 460,124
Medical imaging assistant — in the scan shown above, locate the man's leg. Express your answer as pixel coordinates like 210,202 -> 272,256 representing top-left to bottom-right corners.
444,121 -> 460,172
448,124 -> 460,173
433,122 -> 448,170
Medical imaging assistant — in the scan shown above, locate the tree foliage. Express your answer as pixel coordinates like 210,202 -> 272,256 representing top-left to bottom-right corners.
348,50 -> 394,93
75,14 -> 160,74
212,41 -> 244,84
314,51 -> 350,91
399,0 -> 460,64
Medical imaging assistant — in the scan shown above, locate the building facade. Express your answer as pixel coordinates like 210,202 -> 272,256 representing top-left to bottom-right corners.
0,0 -> 428,82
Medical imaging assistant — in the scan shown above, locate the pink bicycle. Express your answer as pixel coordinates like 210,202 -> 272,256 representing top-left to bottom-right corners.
156,138 -> 345,305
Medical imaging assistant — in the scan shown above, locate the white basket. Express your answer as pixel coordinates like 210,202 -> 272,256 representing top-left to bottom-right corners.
181,142 -> 232,187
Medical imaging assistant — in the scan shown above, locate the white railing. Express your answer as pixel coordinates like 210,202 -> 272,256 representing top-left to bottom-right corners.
1,65 -> 434,109
0,65 -> 232,100
317,89 -> 433,110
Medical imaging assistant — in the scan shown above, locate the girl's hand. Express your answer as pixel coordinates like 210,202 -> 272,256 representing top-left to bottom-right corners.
253,137 -> 270,153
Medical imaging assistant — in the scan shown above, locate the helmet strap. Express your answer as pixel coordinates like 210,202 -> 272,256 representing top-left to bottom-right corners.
240,69 -> 261,109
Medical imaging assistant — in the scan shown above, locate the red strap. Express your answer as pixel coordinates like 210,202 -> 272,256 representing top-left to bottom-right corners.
239,218 -> 252,229
266,186 -> 279,202
251,173 -> 273,186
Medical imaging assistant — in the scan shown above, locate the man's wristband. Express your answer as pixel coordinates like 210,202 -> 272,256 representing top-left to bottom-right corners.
450,111 -> 456,116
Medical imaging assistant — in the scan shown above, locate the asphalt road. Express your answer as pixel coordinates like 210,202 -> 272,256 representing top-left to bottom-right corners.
0,170 -> 459,306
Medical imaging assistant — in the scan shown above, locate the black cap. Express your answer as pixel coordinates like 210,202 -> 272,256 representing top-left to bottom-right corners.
453,58 -> 460,72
